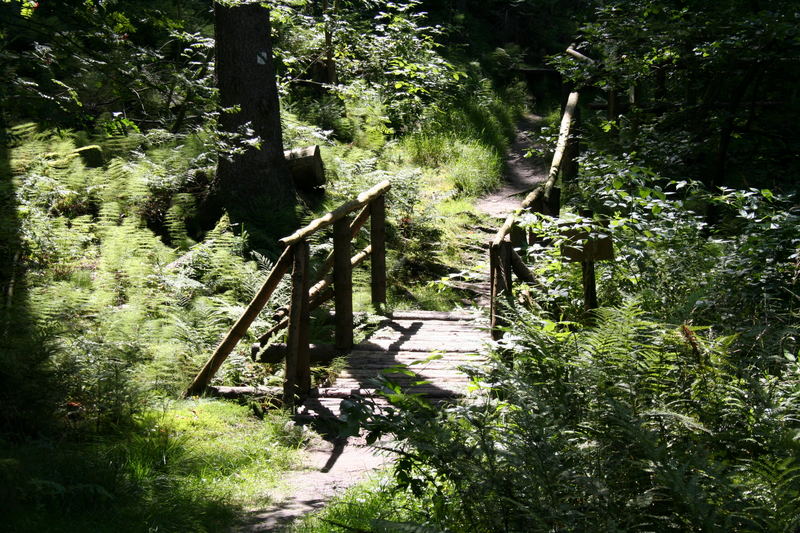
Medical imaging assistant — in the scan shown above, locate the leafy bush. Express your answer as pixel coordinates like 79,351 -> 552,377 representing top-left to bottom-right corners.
342,303 -> 800,532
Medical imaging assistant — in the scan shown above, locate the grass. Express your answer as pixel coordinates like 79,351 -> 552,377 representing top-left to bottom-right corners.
289,478 -> 411,533
397,134 -> 503,197
1,399 -> 309,533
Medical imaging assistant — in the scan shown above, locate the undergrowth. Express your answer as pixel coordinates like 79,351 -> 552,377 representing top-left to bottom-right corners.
314,303 -> 800,532
295,121 -> 800,531
1,399 -> 308,533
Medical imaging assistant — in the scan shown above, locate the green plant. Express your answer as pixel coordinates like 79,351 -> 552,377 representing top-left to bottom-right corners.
1,399 -> 307,532
335,302 -> 800,532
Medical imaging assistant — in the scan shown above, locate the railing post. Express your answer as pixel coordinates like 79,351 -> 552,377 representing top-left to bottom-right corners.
490,240 -> 513,340
284,240 -> 311,406
580,209 -> 599,312
545,186 -> 561,217
333,217 -> 353,350
582,259 -> 598,312
370,194 -> 386,307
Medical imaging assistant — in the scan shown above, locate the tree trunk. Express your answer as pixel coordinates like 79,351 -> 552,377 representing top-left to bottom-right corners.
214,1 -> 295,249
322,0 -> 339,85
709,64 -> 760,191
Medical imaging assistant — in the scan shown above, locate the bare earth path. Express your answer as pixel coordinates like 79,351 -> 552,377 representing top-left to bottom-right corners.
236,115 -> 544,532
476,113 -> 547,219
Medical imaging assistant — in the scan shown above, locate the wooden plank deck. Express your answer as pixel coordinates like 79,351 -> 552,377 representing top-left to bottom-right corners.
297,310 -> 489,418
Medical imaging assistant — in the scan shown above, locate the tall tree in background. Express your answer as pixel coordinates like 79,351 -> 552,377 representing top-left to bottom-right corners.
553,0 -> 800,191
214,0 -> 295,249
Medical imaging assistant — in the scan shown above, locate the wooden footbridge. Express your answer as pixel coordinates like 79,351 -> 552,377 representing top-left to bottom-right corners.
185,85 -> 608,416
184,180 -> 490,410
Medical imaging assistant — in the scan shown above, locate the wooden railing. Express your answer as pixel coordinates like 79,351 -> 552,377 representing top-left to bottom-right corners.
185,180 -> 390,403
489,92 -> 581,340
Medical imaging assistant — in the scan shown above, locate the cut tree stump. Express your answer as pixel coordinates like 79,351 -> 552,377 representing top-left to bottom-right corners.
284,145 -> 325,192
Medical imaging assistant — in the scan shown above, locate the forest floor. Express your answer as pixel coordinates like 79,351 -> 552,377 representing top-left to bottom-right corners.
235,114 -> 546,532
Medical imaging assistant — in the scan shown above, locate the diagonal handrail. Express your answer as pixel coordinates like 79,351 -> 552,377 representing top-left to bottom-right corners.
489,90 -> 580,339
185,180 -> 391,399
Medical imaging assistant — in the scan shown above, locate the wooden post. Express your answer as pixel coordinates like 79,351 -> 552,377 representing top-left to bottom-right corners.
285,241 -> 311,406
313,203 -> 371,286
544,186 -> 561,217
510,224 -> 527,249
253,244 -> 372,352
370,194 -> 387,306
582,259 -> 598,311
490,241 -> 513,340
580,208 -> 598,312
490,245 -> 500,340
333,217 -> 353,350
608,90 -> 619,121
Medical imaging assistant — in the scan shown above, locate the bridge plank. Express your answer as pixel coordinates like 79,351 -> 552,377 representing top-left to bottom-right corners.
299,310 -> 489,418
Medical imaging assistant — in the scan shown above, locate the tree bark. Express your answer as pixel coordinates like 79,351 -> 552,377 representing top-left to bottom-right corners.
214,1 -> 295,247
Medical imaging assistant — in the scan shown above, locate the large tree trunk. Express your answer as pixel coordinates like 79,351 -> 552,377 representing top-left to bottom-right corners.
214,1 -> 295,250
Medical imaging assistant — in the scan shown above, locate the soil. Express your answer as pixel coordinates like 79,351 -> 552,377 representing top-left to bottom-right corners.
475,113 -> 547,219
235,436 -> 389,532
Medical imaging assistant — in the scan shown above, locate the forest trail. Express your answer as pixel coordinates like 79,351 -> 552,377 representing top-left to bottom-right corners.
237,115 -> 543,532
476,113 -> 547,218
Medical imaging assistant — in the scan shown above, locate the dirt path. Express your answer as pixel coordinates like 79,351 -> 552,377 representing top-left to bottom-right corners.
236,436 -> 389,532
236,115 -> 545,532
475,113 -> 547,219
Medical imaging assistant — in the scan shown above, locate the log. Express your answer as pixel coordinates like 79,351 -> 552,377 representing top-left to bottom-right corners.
492,186 -> 546,247
562,105 -> 580,182
184,244 -> 293,396
565,46 -> 595,64
207,385 -> 282,399
545,91 -> 580,196
280,180 -> 391,245
284,145 -> 325,192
